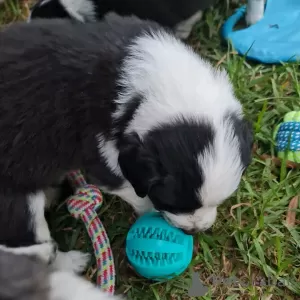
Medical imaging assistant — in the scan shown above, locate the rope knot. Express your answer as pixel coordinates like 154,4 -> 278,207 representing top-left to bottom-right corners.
66,184 -> 103,219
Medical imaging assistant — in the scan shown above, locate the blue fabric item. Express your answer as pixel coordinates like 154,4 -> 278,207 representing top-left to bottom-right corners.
275,122 -> 300,151
221,0 -> 300,63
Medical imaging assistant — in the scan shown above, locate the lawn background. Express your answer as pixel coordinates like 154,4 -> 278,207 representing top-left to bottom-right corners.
0,0 -> 299,299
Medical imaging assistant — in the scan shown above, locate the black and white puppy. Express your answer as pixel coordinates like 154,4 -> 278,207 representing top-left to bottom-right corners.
0,244 -> 120,300
28,0 -> 215,39
0,15 -> 252,258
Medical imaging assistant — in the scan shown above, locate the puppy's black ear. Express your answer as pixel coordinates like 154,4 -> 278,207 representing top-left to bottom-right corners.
118,133 -> 158,198
148,174 -> 177,207
233,117 -> 254,167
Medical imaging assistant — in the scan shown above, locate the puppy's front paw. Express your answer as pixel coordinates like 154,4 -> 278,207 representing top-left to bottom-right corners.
52,250 -> 91,273
65,251 -> 91,273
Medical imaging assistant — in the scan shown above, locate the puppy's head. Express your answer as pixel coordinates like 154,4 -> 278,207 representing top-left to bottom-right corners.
119,115 -> 252,233
28,0 -> 96,22
115,29 -> 253,233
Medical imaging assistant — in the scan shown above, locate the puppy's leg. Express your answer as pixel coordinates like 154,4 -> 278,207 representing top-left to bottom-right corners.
112,185 -> 154,215
246,0 -> 265,25
50,271 -> 122,300
29,191 -> 91,273
174,10 -> 203,39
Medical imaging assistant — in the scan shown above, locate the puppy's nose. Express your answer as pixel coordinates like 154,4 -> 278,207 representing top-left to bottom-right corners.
182,228 -> 198,235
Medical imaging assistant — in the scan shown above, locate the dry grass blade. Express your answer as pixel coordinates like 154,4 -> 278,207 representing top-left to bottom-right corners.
230,203 -> 251,220
222,253 -> 232,275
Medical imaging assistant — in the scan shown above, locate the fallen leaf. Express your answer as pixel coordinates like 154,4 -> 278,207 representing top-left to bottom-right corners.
286,196 -> 298,227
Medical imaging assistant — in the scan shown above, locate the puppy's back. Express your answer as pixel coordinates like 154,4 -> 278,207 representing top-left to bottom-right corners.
0,17 -> 160,69
0,17 -> 162,120
0,17 -> 163,194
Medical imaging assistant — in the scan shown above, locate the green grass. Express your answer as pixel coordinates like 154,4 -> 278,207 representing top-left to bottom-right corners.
1,0 -> 300,299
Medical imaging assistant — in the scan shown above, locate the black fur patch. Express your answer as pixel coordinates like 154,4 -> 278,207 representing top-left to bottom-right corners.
118,116 -> 215,213
30,0 -> 71,20
30,0 -> 215,30
0,194 -> 35,247
226,113 -> 253,169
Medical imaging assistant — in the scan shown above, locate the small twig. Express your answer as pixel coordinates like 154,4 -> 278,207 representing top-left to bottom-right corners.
230,203 -> 251,221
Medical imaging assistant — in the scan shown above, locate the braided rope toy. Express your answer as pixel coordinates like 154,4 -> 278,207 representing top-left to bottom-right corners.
66,170 -> 115,294
274,111 -> 300,163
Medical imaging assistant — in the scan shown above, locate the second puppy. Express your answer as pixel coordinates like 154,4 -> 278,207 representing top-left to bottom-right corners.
28,0 -> 216,39
0,244 -> 120,300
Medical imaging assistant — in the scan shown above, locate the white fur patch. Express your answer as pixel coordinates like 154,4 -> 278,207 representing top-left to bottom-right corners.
96,133 -> 122,177
52,250 -> 90,273
0,242 -> 56,263
114,31 -> 242,138
59,0 -> 96,22
198,117 -> 244,207
50,271 -> 122,300
28,191 -> 52,243
164,206 -> 217,232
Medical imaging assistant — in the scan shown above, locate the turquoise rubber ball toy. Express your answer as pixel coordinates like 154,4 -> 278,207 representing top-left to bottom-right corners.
125,212 -> 193,281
